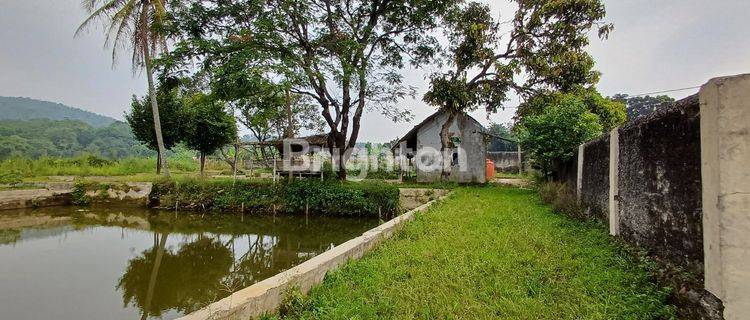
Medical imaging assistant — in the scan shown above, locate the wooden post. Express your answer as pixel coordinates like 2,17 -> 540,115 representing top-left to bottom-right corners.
273,153 -> 277,183
241,202 -> 245,221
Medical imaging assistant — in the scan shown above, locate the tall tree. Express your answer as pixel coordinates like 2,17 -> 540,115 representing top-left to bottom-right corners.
423,0 -> 612,180
515,95 -> 603,178
183,94 -> 238,176
163,0 -> 459,180
125,85 -> 186,173
77,0 -> 172,176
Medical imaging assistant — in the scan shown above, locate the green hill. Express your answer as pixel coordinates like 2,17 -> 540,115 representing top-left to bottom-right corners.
0,119 -> 151,160
0,96 -> 117,127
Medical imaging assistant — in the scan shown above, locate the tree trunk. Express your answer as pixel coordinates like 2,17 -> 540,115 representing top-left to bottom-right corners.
336,146 -> 347,181
440,111 -> 457,181
141,232 -> 168,320
143,41 -> 170,177
200,152 -> 206,176
285,89 -> 294,183
156,151 -> 162,175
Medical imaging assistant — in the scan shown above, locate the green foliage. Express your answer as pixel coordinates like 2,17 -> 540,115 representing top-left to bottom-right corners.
125,85 -> 188,152
487,123 -> 518,152
612,94 -> 676,120
278,285 -> 311,319
164,0 -> 460,179
0,96 -> 117,127
0,119 -> 151,160
151,179 -> 401,218
425,0 -> 612,117
518,88 -> 627,131
71,181 -> 92,206
276,187 -> 676,319
0,170 -> 23,185
516,95 -> 603,175
183,94 -> 237,156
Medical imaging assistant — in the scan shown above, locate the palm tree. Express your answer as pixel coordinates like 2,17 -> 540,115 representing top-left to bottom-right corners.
77,0 -> 171,176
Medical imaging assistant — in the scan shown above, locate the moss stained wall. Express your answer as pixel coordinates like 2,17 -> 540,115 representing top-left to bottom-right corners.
616,95 -> 703,275
580,135 -> 610,222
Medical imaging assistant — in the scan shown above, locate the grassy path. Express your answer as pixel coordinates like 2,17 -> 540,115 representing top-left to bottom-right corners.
275,186 -> 675,320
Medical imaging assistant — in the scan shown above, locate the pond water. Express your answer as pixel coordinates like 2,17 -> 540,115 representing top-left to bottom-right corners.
0,206 -> 379,320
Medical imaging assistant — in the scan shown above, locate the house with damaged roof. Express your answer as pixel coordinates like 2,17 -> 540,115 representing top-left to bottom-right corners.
392,110 -> 488,183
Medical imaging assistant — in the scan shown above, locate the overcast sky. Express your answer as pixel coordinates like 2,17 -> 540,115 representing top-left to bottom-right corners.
1,0 -> 748,143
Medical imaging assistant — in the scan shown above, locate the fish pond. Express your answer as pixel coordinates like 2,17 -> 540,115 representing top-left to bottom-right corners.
0,206 -> 379,320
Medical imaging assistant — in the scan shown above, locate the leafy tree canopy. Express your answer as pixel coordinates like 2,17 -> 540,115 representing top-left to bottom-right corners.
125,84 -> 188,152
611,94 -> 675,120
182,93 -> 238,173
487,123 -> 518,152
424,0 -> 613,116
517,87 -> 626,131
515,95 -> 603,176
160,0 -> 463,179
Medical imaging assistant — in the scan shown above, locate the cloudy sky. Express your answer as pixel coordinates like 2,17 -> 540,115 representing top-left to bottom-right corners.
1,0 -> 748,142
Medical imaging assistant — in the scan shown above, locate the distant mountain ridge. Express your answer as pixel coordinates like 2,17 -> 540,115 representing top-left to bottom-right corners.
0,96 -> 118,127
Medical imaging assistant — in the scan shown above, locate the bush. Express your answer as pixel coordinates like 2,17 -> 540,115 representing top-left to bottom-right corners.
150,178 -> 401,218
538,182 -> 585,219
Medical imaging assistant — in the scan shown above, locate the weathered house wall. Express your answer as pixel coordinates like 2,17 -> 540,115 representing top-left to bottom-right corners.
415,112 -> 486,183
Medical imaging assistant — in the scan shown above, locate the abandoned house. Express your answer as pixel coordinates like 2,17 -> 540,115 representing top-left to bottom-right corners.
392,110 -> 487,183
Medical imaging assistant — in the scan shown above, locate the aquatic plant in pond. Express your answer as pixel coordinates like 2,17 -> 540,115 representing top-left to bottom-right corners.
150,179 -> 401,218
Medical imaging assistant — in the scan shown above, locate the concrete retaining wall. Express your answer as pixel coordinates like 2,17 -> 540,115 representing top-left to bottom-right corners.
0,182 -> 152,211
178,192 -> 452,320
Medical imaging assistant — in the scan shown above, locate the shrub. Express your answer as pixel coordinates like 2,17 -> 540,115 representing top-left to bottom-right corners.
71,181 -> 92,206
0,170 -> 23,184
150,179 -> 401,218
538,182 -> 585,219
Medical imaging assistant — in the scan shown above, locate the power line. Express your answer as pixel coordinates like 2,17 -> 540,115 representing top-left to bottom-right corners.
629,85 -> 701,97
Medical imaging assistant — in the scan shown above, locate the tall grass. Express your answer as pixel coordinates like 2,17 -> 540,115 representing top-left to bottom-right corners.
0,155 -> 198,179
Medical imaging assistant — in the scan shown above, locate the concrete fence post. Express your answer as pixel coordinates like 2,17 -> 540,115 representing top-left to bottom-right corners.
576,143 -> 585,201
608,128 -> 620,236
700,74 -> 750,320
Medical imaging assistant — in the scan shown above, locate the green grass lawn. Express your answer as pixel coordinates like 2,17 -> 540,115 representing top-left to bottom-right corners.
273,186 -> 675,320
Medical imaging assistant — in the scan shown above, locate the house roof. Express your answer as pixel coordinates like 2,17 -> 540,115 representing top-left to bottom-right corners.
391,110 -> 485,151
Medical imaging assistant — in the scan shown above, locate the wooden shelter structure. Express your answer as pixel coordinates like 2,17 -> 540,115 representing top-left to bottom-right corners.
245,134 -> 331,181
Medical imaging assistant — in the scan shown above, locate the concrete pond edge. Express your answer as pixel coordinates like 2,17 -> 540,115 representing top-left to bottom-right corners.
178,191 -> 454,320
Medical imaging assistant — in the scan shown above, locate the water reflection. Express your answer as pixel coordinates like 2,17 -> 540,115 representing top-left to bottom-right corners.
0,206 -> 377,320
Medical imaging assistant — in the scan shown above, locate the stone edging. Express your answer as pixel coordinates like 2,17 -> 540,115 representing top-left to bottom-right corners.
178,192 -> 454,320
